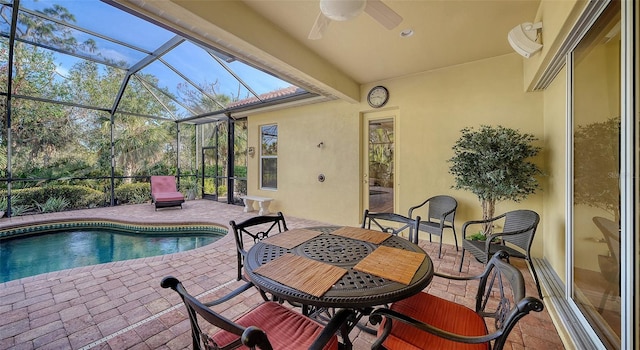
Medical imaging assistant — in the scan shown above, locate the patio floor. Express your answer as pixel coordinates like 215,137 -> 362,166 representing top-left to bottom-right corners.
0,200 -> 565,349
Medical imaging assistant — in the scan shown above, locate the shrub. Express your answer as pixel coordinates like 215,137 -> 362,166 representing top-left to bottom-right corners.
115,182 -> 151,204
2,185 -> 106,213
10,204 -> 33,217
36,197 -> 70,213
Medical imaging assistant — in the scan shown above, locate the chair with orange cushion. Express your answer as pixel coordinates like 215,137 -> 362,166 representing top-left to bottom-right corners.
161,276 -> 354,350
150,175 -> 185,210
369,251 -> 544,350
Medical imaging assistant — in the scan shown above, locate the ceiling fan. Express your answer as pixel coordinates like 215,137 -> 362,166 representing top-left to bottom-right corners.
308,0 -> 403,40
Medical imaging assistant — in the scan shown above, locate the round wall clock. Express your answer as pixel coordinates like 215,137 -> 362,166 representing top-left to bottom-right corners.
367,85 -> 389,108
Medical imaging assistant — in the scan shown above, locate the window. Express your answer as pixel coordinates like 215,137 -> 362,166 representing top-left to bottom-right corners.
260,124 -> 277,189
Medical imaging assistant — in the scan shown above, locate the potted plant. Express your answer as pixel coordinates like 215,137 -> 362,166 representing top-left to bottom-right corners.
448,125 -> 542,237
181,178 -> 200,201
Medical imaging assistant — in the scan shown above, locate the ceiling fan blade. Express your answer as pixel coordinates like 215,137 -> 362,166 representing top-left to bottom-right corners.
308,12 -> 331,40
364,0 -> 402,30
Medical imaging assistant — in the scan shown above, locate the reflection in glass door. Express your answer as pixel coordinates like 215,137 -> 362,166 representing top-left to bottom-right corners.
571,1 -> 621,348
366,118 -> 394,212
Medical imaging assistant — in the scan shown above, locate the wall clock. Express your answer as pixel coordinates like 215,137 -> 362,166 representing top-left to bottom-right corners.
367,85 -> 389,108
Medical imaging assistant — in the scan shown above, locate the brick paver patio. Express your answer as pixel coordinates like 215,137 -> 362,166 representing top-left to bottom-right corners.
0,200 -> 564,349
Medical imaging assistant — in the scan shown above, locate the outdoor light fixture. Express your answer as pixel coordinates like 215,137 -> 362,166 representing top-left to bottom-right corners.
508,22 -> 543,58
320,0 -> 366,21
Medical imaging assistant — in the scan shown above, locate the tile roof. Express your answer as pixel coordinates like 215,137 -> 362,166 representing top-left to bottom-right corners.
227,86 -> 304,108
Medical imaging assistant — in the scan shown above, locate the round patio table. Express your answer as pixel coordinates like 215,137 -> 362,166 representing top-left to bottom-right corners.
243,226 -> 434,309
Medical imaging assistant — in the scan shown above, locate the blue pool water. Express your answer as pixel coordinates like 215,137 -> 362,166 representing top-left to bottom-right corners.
0,230 -> 221,283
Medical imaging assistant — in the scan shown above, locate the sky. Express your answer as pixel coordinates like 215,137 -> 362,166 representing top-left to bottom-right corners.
11,0 -> 295,117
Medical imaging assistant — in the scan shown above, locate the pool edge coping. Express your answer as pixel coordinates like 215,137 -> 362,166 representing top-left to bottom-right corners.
0,217 -> 229,239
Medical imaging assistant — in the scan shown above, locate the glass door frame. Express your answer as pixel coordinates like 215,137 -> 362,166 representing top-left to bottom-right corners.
362,111 -> 397,214
201,146 -> 220,201
565,0 -> 637,348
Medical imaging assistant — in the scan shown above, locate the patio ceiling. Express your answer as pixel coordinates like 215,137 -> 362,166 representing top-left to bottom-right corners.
1,0 -> 541,124
111,0 -> 541,103
0,0 -> 317,124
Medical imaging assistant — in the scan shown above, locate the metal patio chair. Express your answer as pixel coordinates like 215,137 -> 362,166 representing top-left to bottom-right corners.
408,195 -> 458,258
370,251 -> 544,350
230,212 -> 288,281
362,209 -> 421,244
458,209 -> 543,299
161,276 -> 353,350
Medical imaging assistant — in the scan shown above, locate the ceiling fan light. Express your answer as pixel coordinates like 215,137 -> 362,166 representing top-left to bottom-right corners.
320,0 -> 366,21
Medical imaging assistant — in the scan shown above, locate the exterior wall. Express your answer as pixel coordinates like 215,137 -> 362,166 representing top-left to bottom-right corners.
247,53 -> 546,256
541,66 -> 568,282
524,0 -> 585,90
247,101 -> 363,227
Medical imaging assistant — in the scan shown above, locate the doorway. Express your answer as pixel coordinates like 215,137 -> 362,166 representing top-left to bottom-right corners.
363,114 -> 395,213
202,146 -> 224,201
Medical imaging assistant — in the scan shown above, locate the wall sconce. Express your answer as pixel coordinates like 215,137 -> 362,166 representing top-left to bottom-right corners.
248,147 -> 255,158
508,22 -> 543,58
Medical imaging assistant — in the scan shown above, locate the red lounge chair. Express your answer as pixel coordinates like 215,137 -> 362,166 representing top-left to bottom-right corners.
150,176 -> 185,210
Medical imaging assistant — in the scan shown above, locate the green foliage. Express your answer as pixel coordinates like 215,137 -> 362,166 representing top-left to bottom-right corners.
1,185 -> 105,215
467,232 -> 488,241
234,166 -> 248,178
9,204 -> 33,217
114,183 -> 151,204
467,231 -> 501,242
448,125 -> 542,234
179,177 -> 200,200
449,125 -> 542,202
36,197 -> 70,213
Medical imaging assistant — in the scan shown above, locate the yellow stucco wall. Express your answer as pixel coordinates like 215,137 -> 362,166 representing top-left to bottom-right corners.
524,0 -> 585,91
246,53 -> 546,257
247,100 -> 364,227
542,66 -> 567,282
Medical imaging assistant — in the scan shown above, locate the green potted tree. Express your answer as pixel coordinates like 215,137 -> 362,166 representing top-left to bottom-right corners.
448,125 -> 543,237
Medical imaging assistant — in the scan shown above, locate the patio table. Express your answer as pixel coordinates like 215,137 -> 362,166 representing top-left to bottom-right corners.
243,226 -> 434,346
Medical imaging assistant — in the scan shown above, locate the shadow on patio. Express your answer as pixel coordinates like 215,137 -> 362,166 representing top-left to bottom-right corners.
0,200 -> 563,349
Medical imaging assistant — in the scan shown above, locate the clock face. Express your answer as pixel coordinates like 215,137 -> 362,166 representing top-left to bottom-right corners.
368,86 -> 389,108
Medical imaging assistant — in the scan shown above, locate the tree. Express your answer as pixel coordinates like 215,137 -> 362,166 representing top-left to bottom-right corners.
448,125 -> 542,235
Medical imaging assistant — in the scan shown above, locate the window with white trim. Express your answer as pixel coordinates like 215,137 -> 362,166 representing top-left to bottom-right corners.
260,124 -> 277,189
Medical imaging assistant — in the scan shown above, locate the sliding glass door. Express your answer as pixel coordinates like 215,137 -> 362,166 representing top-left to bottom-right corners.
570,1 -> 622,348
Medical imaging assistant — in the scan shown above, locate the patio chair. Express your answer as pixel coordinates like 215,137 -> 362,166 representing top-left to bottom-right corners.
458,209 -> 543,299
408,195 -> 458,258
362,209 -> 421,244
230,212 -> 288,281
369,251 -> 544,350
150,175 -> 185,210
593,216 -> 620,313
160,276 -> 353,350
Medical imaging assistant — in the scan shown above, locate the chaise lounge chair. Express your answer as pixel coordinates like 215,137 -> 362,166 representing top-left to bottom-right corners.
150,175 -> 185,210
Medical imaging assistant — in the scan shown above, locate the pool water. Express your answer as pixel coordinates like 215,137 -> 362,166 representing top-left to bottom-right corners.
0,230 -> 221,283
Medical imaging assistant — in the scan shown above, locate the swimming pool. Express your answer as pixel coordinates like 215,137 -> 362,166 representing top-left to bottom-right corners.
0,220 -> 226,283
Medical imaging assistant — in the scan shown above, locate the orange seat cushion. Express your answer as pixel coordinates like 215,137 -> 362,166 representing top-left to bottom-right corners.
380,292 -> 489,350
212,302 -> 339,349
